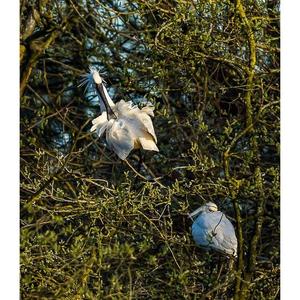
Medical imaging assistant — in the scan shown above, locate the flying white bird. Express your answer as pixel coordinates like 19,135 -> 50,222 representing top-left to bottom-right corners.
189,202 -> 237,257
80,67 -> 159,160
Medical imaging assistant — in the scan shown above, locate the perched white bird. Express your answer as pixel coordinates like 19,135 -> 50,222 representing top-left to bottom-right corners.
189,202 -> 237,257
80,67 -> 159,160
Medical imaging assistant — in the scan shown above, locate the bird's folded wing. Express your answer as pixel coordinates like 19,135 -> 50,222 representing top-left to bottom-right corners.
218,220 -> 237,255
139,133 -> 159,151
141,106 -> 155,117
135,112 -> 158,143
115,101 -> 157,143
106,120 -> 135,160
210,214 -> 237,256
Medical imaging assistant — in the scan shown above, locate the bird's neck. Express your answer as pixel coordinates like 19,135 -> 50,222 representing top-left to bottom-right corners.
95,83 -> 116,120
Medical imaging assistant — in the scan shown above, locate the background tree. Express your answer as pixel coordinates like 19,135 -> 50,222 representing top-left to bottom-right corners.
20,0 -> 279,299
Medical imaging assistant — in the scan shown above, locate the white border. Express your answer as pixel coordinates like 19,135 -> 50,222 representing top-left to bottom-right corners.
281,0 -> 300,299
0,0 -> 19,298
0,0 -> 292,298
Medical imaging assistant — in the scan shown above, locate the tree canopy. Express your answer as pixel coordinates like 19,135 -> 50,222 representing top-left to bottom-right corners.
20,0 -> 279,299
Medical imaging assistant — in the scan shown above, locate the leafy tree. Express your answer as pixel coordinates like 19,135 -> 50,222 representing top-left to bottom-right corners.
20,0 -> 279,299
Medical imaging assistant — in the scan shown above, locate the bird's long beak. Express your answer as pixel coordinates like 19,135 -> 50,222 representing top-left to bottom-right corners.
95,83 -> 116,119
188,214 -> 194,222
188,207 -> 203,220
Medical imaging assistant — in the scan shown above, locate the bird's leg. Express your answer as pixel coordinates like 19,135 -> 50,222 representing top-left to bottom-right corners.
210,256 -> 224,298
137,149 -> 143,172
228,257 -> 234,272
208,252 -> 215,278
216,257 -> 224,281
133,150 -> 143,186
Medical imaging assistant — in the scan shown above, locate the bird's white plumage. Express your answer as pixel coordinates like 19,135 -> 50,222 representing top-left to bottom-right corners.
190,203 -> 237,257
83,67 -> 159,160
90,100 -> 159,159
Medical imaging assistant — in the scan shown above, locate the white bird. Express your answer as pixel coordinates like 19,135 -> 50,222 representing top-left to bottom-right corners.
80,67 -> 159,160
189,202 -> 237,257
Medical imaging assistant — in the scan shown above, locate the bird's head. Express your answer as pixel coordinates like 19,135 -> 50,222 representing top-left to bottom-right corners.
79,66 -> 103,89
90,66 -> 103,85
205,202 -> 218,212
188,202 -> 218,219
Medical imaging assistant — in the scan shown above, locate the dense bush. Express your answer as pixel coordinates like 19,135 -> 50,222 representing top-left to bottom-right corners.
20,1 -> 279,299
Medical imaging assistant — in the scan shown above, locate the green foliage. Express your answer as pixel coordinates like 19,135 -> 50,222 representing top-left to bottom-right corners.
21,0 -> 279,299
